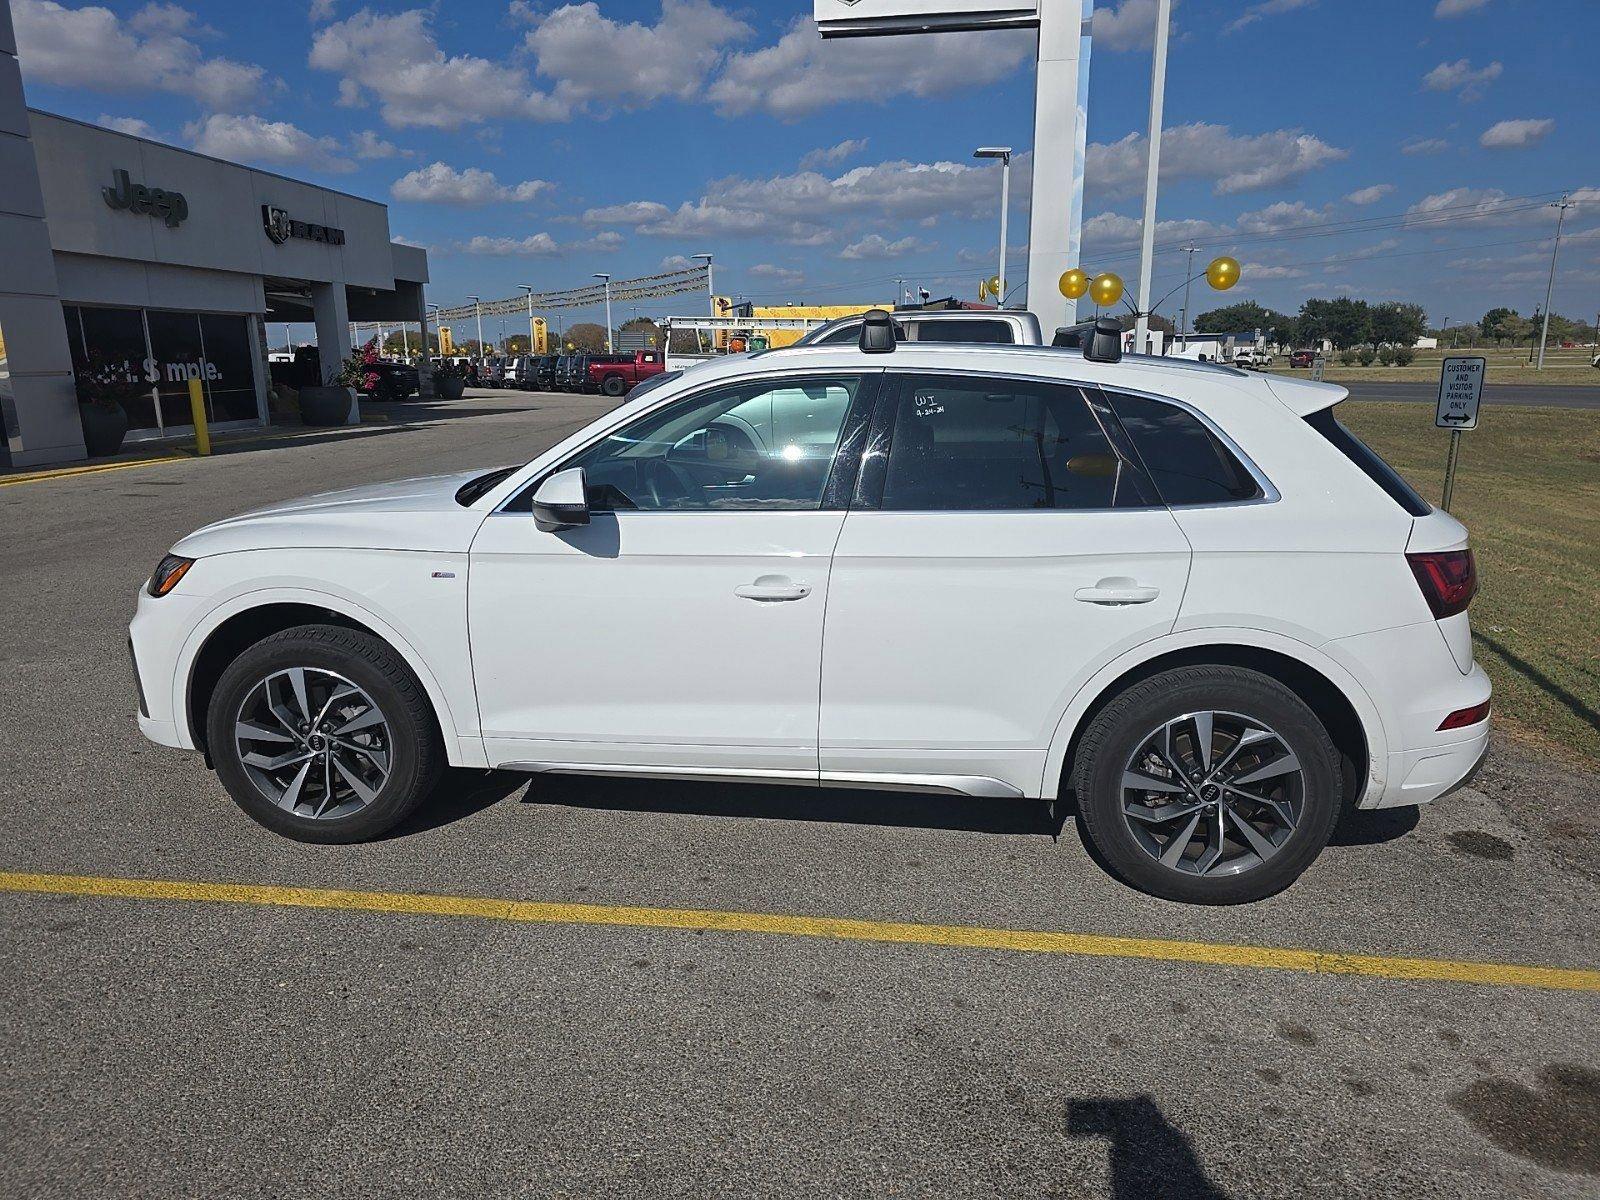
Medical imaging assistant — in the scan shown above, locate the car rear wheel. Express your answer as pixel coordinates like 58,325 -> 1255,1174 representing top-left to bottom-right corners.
1071,666 -> 1341,904
206,624 -> 442,843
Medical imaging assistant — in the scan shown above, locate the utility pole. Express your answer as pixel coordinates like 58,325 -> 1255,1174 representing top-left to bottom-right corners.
1178,243 -> 1198,348
1537,193 -> 1571,369
594,274 -> 613,352
1133,0 -> 1174,356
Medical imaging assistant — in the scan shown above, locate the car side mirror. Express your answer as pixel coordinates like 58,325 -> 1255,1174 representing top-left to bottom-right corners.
531,467 -> 590,532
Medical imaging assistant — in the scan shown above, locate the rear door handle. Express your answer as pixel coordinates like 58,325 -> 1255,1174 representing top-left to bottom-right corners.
1075,578 -> 1160,605
736,575 -> 812,602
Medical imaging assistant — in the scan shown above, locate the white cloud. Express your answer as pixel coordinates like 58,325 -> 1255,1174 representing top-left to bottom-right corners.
800,139 -> 869,170
1087,123 -> 1347,199
457,233 -> 561,257
1404,187 -> 1546,227
659,254 -> 695,270
1345,184 -> 1395,205
1422,58 -> 1502,99
310,8 -> 566,129
1435,0 -> 1488,15
838,234 -> 935,260
1234,200 -> 1330,234
707,17 -> 1032,119
1225,0 -> 1315,34
1080,211 -> 1221,249
521,0 -> 752,112
308,0 -> 336,20
1241,263 -> 1307,279
13,0 -> 267,109
1401,136 -> 1450,155
184,114 -> 353,172
391,162 -> 553,205
1479,118 -> 1554,149
97,114 -> 155,138
349,130 -> 402,159
748,263 -> 805,285
1090,0 -> 1164,51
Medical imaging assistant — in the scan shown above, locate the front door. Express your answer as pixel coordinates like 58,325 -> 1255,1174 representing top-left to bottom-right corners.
819,371 -> 1193,797
470,370 -> 879,777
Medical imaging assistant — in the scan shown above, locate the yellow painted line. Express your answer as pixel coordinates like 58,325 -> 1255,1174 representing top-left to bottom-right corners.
4,871 -> 1598,993
0,454 -> 189,487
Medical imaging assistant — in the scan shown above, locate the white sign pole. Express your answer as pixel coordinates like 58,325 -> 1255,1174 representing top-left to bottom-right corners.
1027,0 -> 1093,338
1132,0 -> 1171,356
1436,354 -> 1485,512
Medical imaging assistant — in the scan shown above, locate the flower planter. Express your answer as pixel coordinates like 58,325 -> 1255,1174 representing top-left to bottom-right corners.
79,402 -> 129,458
434,374 -> 465,400
298,386 -> 355,426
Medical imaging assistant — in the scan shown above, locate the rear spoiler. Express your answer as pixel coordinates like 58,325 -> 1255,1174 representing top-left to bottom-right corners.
1263,375 -> 1349,417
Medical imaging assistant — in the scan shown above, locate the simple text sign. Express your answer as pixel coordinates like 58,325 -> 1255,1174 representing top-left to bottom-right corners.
102,168 -> 188,228
1436,356 -> 1486,430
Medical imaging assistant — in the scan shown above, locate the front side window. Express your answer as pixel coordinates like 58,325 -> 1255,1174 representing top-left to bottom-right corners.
1104,391 -> 1263,506
560,374 -> 866,512
878,375 -> 1149,511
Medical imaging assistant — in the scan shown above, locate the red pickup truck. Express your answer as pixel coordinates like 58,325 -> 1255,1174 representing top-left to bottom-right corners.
587,350 -> 666,397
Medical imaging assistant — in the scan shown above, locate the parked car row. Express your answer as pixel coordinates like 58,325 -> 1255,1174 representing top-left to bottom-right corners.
467,351 -> 667,397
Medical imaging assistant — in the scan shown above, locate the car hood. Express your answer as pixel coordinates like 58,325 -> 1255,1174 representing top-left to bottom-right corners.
173,469 -> 493,557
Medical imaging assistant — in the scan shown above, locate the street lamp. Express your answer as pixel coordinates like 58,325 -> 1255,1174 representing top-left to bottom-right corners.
468,295 -> 484,366
518,284 -> 535,353
973,147 -> 1013,308
691,252 -> 714,315
593,273 -> 613,352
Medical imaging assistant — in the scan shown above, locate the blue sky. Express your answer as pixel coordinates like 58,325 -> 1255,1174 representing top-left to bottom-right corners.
13,0 -> 1599,333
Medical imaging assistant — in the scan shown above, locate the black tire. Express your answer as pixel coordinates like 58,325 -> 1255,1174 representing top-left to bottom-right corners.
1071,666 -> 1341,905
206,624 -> 443,844
601,374 -> 627,397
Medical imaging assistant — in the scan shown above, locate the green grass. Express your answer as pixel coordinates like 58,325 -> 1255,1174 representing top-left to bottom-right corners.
1269,347 -> 1599,387
1339,402 -> 1600,763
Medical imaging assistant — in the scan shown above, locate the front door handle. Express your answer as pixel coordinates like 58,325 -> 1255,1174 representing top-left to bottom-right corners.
1075,577 -> 1160,605
736,575 -> 812,602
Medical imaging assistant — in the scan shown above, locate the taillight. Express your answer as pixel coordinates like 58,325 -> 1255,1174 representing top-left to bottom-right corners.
1406,549 -> 1477,620
1438,700 -> 1490,731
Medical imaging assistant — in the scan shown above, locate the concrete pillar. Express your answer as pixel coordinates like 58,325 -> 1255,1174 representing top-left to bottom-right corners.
311,281 -> 358,425
1025,0 -> 1094,339
413,284 -> 434,398
0,0 -> 87,467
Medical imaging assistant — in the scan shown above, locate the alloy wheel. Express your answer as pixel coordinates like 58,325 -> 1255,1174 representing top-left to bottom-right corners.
234,667 -> 392,820
1120,710 -> 1305,877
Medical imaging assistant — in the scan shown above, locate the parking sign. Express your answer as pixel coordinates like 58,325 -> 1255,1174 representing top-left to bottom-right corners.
1436,356 -> 1485,430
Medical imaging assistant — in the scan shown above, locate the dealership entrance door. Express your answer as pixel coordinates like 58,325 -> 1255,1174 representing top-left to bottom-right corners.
61,304 -> 265,440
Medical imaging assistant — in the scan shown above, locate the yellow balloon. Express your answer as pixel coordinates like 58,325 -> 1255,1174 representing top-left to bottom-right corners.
986,275 -> 1002,297
1206,256 -> 1241,291
1058,268 -> 1090,299
1089,272 -> 1124,308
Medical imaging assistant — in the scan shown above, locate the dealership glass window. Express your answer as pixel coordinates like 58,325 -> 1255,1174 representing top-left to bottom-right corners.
61,303 -> 263,436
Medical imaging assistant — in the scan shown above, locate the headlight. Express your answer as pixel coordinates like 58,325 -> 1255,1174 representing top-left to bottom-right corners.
147,554 -> 195,597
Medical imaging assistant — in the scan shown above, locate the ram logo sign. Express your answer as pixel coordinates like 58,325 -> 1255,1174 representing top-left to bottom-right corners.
815,0 -> 1040,36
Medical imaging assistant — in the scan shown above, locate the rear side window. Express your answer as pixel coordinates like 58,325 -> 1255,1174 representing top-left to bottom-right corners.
878,375 -> 1152,511
913,319 -> 1013,344
1105,391 -> 1263,506
1305,406 -> 1431,516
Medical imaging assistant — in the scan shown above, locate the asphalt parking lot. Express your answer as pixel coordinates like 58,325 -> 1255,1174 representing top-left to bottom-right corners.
2,390 -> 1597,1199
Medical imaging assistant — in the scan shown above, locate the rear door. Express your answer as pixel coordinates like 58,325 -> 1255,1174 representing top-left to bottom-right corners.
818,370 -> 1192,796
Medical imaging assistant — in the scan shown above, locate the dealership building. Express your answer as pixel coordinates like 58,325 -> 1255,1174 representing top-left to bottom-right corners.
0,6 -> 430,468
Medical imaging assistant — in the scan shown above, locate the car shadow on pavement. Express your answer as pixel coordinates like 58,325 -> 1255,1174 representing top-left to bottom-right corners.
1065,1095 -> 1233,1199
523,774 -> 1070,838
1329,804 -> 1420,847
382,769 -> 533,839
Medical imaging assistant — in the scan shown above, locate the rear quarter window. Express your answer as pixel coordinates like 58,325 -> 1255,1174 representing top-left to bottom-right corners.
1304,406 -> 1431,516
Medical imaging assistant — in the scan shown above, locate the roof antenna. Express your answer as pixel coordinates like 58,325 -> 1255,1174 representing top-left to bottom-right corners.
859,308 -> 897,354
1052,316 -> 1123,363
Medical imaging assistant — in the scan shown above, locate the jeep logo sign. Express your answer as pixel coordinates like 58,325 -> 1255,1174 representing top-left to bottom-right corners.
262,204 -> 346,247
102,169 -> 188,228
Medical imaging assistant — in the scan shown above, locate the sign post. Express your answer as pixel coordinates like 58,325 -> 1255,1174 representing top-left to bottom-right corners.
1435,355 -> 1485,511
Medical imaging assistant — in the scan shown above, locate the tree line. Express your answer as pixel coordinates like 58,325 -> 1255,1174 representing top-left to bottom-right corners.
1194,298 -> 1597,351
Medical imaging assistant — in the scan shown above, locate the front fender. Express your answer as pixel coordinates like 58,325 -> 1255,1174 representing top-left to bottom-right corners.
1038,626 -> 1390,804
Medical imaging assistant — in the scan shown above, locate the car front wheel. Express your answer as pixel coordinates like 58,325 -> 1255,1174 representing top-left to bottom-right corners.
1071,666 -> 1341,904
206,624 -> 442,843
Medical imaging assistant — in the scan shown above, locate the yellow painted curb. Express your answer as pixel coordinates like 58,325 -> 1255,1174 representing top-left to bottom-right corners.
0,455 -> 189,487
3,871 -> 1597,993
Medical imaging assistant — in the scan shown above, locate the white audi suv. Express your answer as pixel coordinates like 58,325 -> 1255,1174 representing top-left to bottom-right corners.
130,314 -> 1489,903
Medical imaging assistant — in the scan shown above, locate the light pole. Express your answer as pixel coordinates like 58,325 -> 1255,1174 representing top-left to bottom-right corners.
973,147 -> 1012,307
1178,243 -> 1198,348
1133,0 -> 1174,356
594,273 -> 613,352
691,252 -> 715,314
518,285 -> 535,353
468,296 -> 484,367
1536,193 -> 1572,370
